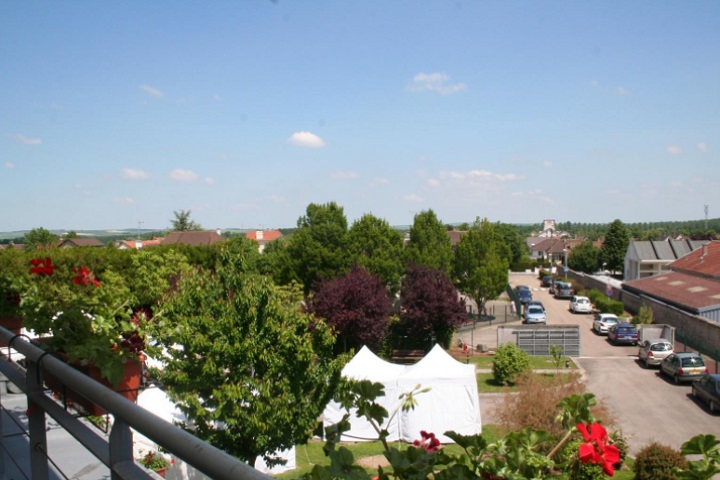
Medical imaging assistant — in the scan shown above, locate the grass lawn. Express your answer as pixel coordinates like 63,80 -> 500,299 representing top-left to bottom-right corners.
460,354 -> 578,370
476,372 -> 576,393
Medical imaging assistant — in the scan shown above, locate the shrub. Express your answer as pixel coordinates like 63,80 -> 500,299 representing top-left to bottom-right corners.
633,442 -> 687,480
491,342 -> 531,386
632,305 -> 654,325
494,371 -> 614,440
592,296 -> 625,316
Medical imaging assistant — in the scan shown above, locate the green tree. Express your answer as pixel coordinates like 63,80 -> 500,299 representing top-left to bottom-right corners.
601,219 -> 630,274
405,210 -> 453,273
568,242 -> 601,274
453,218 -> 510,315
285,202 -> 350,295
347,214 -> 405,294
495,222 -> 528,267
153,245 -> 343,467
170,209 -> 202,232
24,227 -> 59,250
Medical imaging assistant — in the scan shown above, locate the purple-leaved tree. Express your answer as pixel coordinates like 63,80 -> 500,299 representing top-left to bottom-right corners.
305,265 -> 391,354
398,262 -> 467,349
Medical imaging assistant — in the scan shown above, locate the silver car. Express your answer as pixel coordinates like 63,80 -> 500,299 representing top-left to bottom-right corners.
637,339 -> 674,367
523,305 -> 547,324
592,313 -> 619,335
660,353 -> 708,384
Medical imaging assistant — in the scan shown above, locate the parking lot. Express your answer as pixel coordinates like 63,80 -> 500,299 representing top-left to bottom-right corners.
502,273 -> 720,454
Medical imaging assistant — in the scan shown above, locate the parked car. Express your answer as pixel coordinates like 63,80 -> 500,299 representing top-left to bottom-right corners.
523,305 -> 547,324
691,374 -> 720,412
660,353 -> 708,384
541,275 -> 554,288
515,285 -> 533,304
569,295 -> 592,314
592,313 -> 620,335
549,280 -> 563,295
528,300 -> 545,311
637,338 -> 674,367
607,323 -> 639,346
554,282 -> 574,299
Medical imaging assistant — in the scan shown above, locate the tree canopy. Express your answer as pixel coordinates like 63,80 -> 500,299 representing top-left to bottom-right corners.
568,242 -> 601,274
601,219 -> 629,273
153,245 -> 343,467
397,262 -> 467,349
405,210 -> 453,274
305,265 -> 391,354
285,202 -> 350,295
24,227 -> 59,250
453,218 -> 510,314
170,209 -> 202,232
346,213 -> 405,294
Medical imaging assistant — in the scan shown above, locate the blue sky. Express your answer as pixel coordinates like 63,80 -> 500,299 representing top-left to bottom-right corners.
1,1 -> 718,232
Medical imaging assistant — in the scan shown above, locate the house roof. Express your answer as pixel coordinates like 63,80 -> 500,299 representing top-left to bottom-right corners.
447,230 -> 467,247
623,270 -> 720,313
245,230 -> 282,243
119,238 -> 165,249
59,238 -> 104,248
669,240 -> 720,279
627,239 -> 705,262
160,231 -> 224,246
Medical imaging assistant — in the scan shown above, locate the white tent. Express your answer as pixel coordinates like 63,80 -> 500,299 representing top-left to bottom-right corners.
323,345 -> 481,444
397,344 -> 482,443
323,346 -> 408,441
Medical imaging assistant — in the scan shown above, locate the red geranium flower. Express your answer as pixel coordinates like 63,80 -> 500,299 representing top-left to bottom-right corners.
72,266 -> 101,287
577,422 -> 620,476
29,257 -> 55,275
413,430 -> 441,452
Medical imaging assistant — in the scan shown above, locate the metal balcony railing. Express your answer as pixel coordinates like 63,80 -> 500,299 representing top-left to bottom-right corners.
0,326 -> 273,480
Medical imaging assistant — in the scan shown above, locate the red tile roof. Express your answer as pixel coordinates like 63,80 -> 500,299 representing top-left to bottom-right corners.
161,231 -> 224,246
59,238 -> 104,247
245,230 -> 282,243
669,241 -> 720,279
624,270 -> 720,313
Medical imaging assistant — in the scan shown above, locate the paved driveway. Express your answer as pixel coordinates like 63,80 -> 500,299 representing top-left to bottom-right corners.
495,274 -> 720,455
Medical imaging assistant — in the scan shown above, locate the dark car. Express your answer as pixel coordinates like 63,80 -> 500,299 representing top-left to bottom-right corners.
554,282 -> 574,299
607,323 -> 638,346
691,374 -> 720,412
541,275 -> 554,288
515,285 -> 533,304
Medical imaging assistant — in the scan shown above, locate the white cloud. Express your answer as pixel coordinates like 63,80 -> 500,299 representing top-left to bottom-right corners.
5,161 -> 14,169
232,202 -> 259,211
407,72 -> 467,96
122,168 -> 150,180
543,160 -> 554,168
115,197 -> 137,205
667,145 -> 683,155
267,194 -> 286,203
591,80 -> 600,88
288,131 -> 326,148
616,86 -> 630,96
140,84 -> 164,97
12,133 -> 41,145
331,171 -> 358,179
213,93 -> 221,101
372,177 -> 390,185
440,169 -> 520,182
169,169 -> 198,182
204,177 -> 215,185
404,193 -> 423,203
698,142 -> 707,153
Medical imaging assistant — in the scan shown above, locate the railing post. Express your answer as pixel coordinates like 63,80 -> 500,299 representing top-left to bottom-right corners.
27,359 -> 49,480
109,419 -> 134,480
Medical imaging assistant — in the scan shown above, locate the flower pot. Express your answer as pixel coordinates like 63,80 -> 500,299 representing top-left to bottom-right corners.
0,316 -> 23,347
154,467 -> 167,478
41,350 -> 145,416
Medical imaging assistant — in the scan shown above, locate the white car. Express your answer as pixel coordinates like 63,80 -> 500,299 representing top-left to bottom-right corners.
592,313 -> 619,335
569,295 -> 592,314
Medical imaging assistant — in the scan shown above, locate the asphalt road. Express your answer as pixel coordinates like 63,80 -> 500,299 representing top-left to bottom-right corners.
507,273 -> 720,455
